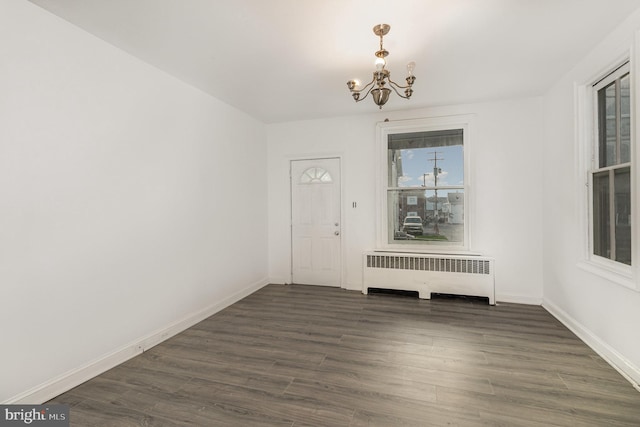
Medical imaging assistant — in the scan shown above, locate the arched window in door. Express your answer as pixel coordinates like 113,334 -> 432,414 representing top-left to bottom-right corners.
300,167 -> 333,184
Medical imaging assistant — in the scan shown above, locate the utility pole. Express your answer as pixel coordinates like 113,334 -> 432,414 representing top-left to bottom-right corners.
428,151 -> 443,235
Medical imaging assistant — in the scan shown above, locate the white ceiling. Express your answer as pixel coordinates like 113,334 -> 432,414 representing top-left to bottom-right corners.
28,0 -> 640,123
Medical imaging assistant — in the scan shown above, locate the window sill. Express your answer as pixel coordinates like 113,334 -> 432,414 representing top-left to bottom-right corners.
577,259 -> 637,291
373,247 -> 483,257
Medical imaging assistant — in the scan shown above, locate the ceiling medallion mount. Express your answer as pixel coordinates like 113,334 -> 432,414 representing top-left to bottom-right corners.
372,24 -> 390,37
347,24 -> 416,109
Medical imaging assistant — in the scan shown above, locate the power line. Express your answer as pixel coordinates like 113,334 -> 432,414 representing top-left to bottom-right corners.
427,151 -> 444,235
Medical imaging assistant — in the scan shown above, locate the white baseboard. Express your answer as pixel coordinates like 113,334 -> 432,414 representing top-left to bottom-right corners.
6,278 -> 270,404
495,293 -> 543,305
343,282 -> 363,292
268,276 -> 289,285
543,298 -> 640,392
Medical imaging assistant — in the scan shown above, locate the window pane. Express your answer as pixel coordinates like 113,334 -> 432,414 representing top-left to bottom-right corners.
598,81 -> 617,168
425,190 -> 464,244
620,74 -> 631,164
300,167 -> 332,183
388,189 -> 424,242
592,171 -> 610,259
388,189 -> 464,244
615,167 -> 631,265
388,130 -> 463,188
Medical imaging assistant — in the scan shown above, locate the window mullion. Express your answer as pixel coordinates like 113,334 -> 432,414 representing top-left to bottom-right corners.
609,168 -> 616,260
616,77 -> 622,165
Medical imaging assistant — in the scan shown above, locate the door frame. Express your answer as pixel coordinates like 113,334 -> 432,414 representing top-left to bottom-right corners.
289,155 -> 345,288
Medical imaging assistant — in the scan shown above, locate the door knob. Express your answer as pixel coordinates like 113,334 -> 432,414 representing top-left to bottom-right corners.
334,231 -> 340,236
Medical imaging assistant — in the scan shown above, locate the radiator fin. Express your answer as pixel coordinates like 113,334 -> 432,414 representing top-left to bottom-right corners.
366,254 -> 490,275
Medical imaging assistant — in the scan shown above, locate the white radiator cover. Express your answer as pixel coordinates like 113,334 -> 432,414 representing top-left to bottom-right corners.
363,252 -> 495,305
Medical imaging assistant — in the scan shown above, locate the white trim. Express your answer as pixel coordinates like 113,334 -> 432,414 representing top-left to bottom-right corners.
268,276 -> 290,285
289,155 -> 345,289
375,115 -> 474,252
282,152 -> 346,286
633,30 -> 640,290
574,80 -> 592,261
577,260 -> 635,290
588,62 -> 631,268
367,248 -> 483,257
495,294 -> 543,305
543,298 -> 640,392
4,278 -> 269,404
575,51 -> 638,291
592,61 -> 631,90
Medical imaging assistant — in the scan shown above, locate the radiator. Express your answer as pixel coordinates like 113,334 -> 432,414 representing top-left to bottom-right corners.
363,252 -> 495,305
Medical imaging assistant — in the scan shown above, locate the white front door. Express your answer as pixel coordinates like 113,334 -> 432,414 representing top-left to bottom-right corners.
291,158 -> 341,287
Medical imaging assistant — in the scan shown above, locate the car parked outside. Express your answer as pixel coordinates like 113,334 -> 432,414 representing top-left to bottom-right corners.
402,216 -> 423,235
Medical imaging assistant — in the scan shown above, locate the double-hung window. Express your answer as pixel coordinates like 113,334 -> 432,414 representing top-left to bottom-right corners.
591,63 -> 632,266
377,117 -> 470,250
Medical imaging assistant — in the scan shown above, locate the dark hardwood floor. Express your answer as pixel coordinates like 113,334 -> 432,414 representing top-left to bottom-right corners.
48,284 -> 640,426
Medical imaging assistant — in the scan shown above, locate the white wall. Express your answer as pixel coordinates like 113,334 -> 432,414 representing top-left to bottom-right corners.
267,98 -> 544,304
542,9 -> 640,388
0,0 -> 268,403
9,0 -> 638,405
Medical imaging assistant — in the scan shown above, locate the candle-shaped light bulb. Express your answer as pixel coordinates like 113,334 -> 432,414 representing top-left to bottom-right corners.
375,57 -> 386,71
407,61 -> 416,76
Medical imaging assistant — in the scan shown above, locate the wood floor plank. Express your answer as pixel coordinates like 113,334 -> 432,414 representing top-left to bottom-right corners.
316,354 -> 495,395
273,358 -> 440,405
437,386 -> 580,427
177,377 -> 355,426
47,284 -> 640,426
283,377 -> 476,423
350,408 -> 487,427
150,399 -> 295,427
70,398 -> 187,427
125,352 -> 295,395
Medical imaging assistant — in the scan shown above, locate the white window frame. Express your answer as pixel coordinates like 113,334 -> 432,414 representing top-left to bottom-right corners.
577,56 -> 638,290
376,116 -> 473,253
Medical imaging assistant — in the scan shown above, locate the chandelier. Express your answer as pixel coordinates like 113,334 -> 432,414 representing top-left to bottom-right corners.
347,24 -> 416,109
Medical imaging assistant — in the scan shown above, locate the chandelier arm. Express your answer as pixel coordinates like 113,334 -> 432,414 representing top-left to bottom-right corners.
388,78 -> 413,91
351,78 -> 377,101
356,81 -> 377,102
357,78 -> 377,93
387,79 -> 412,99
